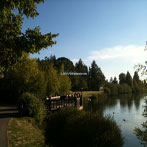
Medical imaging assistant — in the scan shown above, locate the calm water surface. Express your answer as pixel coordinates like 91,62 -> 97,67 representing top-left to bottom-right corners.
84,94 -> 146,147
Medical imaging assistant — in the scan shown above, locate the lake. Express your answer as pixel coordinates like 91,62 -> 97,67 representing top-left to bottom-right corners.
83,94 -> 146,147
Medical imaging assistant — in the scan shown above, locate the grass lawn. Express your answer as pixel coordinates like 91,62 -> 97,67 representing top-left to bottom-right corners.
82,91 -> 103,97
8,117 -> 46,147
71,91 -> 103,97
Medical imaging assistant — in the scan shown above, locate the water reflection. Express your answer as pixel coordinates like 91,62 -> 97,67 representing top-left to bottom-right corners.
83,94 -> 146,147
83,95 -> 117,114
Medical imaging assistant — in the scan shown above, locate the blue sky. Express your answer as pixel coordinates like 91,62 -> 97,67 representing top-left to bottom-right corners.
22,0 -> 147,80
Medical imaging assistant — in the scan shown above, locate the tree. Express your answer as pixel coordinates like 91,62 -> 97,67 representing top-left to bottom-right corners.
75,59 -> 88,73
119,73 -> 126,84
125,71 -> 133,89
56,57 -> 75,72
46,64 -> 60,96
133,71 -> 141,85
113,77 -> 118,84
74,59 -> 88,90
59,64 -> 71,95
133,80 -> 140,93
37,55 -> 57,71
110,77 -> 113,83
0,0 -> 58,77
1,53 -> 46,102
88,61 -> 105,91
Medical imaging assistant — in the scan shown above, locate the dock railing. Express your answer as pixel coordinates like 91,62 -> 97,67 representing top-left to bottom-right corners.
46,94 -> 82,111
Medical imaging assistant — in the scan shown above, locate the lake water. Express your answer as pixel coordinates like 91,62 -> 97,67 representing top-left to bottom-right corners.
83,94 -> 146,147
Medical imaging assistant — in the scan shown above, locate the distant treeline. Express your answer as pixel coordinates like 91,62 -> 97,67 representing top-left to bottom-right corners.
104,72 -> 147,96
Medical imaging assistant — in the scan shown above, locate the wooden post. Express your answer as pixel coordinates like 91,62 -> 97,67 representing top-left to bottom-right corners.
74,96 -> 77,107
80,94 -> 82,106
48,97 -> 51,111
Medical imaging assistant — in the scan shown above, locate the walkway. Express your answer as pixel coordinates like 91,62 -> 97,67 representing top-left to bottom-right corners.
0,106 -> 18,147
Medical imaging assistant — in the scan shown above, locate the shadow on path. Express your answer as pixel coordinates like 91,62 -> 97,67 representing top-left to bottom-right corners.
0,106 -> 19,147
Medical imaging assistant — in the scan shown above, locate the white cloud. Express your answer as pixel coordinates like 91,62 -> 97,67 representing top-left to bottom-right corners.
87,45 -> 146,64
72,45 -> 147,80
71,58 -> 79,65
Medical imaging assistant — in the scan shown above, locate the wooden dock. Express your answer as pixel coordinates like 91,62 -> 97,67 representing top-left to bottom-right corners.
46,94 -> 83,111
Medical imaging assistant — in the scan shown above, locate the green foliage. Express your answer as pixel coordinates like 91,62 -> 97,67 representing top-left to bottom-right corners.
112,77 -> 118,84
45,107 -> 123,147
118,84 -> 132,94
56,57 -> 75,72
135,99 -> 147,146
74,59 -> 88,90
7,55 -> 46,99
18,92 -> 46,125
59,75 -> 71,95
133,71 -> 141,85
125,71 -> 133,89
75,58 -> 88,73
72,76 -> 88,91
46,64 -> 60,96
104,87 -> 111,95
106,71 -> 147,96
0,0 -> 58,75
88,60 -> 105,91
133,80 -> 140,93
59,64 -> 71,95
105,83 -> 118,95
119,73 -> 126,84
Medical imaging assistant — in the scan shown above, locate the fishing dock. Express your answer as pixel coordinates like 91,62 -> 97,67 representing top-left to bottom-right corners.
46,94 -> 83,111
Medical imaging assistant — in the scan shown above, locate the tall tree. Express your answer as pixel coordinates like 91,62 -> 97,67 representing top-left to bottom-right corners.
113,77 -> 118,84
110,77 -> 113,83
125,71 -> 133,89
46,64 -> 60,96
0,0 -> 58,77
133,71 -> 141,85
74,59 -> 88,90
56,57 -> 75,72
38,55 -> 57,71
119,73 -> 126,84
88,61 -> 105,91
59,64 -> 71,95
75,59 -> 88,73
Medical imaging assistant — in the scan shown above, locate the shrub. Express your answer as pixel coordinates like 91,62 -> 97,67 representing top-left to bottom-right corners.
45,107 -> 123,147
18,92 -> 46,125
104,87 -> 111,95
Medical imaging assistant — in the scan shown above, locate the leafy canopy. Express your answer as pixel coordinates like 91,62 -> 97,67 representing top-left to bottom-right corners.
0,0 -> 58,76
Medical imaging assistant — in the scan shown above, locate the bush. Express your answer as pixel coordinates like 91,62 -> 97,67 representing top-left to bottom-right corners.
104,87 -> 111,95
18,92 -> 46,125
45,107 -> 123,147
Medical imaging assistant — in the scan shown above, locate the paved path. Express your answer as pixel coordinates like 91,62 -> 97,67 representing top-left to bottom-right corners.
0,106 -> 18,147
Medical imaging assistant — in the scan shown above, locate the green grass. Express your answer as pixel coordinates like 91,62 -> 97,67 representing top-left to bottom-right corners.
8,117 -> 46,147
82,91 -> 103,97
72,90 -> 104,97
